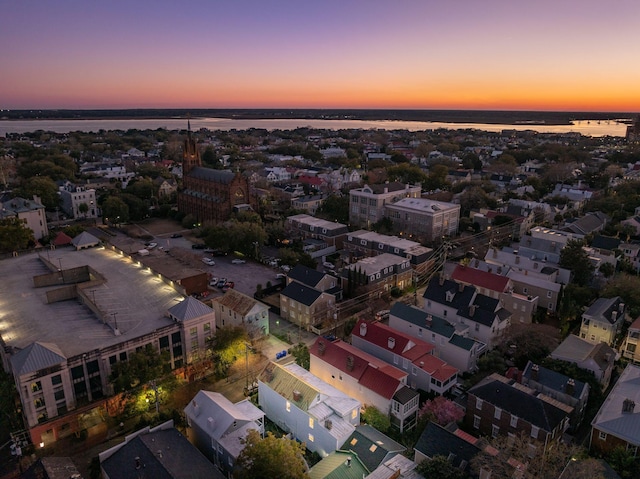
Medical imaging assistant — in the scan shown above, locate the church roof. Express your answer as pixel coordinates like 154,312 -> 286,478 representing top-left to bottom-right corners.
187,167 -> 237,184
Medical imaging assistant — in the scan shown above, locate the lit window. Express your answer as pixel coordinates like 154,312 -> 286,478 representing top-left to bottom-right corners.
308,433 -> 314,443
351,409 -> 357,420
309,418 -> 314,429
494,408 -> 501,420
286,401 -> 291,412
510,415 -> 518,427
476,398 -> 483,410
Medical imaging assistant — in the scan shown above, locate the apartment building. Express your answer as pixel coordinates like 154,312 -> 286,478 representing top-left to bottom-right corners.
579,297 -> 625,347
349,182 -> 421,228
384,197 -> 460,242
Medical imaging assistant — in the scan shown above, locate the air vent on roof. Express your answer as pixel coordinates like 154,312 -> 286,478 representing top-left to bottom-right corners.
388,337 -> 395,349
346,356 -> 354,371
293,390 -> 303,402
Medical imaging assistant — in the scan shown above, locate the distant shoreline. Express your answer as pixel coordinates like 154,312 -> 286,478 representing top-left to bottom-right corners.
1,109 -> 636,126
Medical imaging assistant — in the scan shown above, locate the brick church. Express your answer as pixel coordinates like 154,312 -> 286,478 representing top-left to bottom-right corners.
177,122 -> 253,224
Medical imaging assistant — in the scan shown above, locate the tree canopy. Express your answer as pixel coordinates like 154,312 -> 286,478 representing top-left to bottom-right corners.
0,217 -> 36,252
234,430 -> 309,479
559,239 -> 594,287
109,344 -> 170,393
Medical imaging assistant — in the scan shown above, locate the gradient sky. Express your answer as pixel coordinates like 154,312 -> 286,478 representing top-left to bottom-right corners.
2,0 -> 639,111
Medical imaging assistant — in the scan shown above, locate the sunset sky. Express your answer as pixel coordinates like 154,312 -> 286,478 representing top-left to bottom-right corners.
2,0 -> 639,112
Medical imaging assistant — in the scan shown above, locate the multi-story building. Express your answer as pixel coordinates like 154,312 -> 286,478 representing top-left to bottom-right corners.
349,182 -> 421,228
178,122 -> 254,225
0,195 -> 48,241
343,230 -> 434,275
388,302 -> 483,373
309,337 -> 419,433
466,373 -> 572,445
579,296 -> 625,346
341,253 -> 413,296
285,214 -> 349,251
279,282 -> 336,332
58,181 -> 97,220
351,320 -> 458,395
384,197 -> 460,242
590,364 -> 640,456
210,289 -> 270,338
0,246 -> 213,446
621,316 -> 640,363
550,335 -> 616,389
258,362 -> 360,457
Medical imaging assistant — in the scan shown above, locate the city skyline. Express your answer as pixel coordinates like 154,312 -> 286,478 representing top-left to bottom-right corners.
2,0 -> 640,112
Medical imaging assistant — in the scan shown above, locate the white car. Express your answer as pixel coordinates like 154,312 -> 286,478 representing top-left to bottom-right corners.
281,265 -> 291,272
147,242 -> 158,249
201,258 -> 215,266
231,259 -> 246,264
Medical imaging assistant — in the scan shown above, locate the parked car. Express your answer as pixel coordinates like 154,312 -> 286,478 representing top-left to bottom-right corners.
375,310 -> 390,322
217,278 -> 228,288
222,281 -> 235,291
322,261 -> 335,270
276,273 -> 287,280
231,259 -> 246,264
147,242 -> 158,249
170,233 -> 183,238
201,258 -> 215,266
191,244 -> 206,249
209,277 -> 219,286
281,265 -> 291,272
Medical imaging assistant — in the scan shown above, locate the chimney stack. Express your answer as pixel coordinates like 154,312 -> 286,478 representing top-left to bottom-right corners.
388,337 -> 396,349
318,340 -> 326,356
623,398 -> 635,414
531,363 -> 539,381
469,304 -> 477,316
566,378 -> 575,396
426,314 -> 433,328
439,274 -> 445,286
360,323 -> 367,337
346,356 -> 354,371
458,282 -> 464,293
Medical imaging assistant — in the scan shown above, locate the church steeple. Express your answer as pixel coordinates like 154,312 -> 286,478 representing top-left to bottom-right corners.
183,118 -> 200,175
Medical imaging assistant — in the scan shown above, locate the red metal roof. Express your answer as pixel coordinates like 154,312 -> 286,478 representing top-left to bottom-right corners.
309,337 -> 405,399
352,319 -> 435,362
452,264 -> 509,293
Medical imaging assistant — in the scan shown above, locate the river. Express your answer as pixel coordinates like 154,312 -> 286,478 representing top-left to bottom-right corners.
0,117 -> 629,137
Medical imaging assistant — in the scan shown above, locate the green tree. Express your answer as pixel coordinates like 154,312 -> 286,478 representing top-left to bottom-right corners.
559,239 -> 594,287
109,345 -> 170,393
235,430 -> 309,479
316,194 -> 349,224
417,455 -> 467,479
78,202 -> 89,218
598,262 -> 615,278
606,446 -> 640,479
0,217 -> 36,251
361,405 -> 390,432
210,326 -> 250,379
101,196 -> 129,225
387,163 -> 427,184
18,176 -> 60,209
602,274 -> 640,318
289,343 -> 310,370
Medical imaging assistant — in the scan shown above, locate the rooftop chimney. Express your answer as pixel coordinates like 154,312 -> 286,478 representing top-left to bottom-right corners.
458,282 -> 464,293
346,356 -> 354,371
612,311 -> 618,322
439,274 -> 445,286
469,304 -> 477,316
426,314 -> 433,327
293,390 -> 303,401
360,323 -> 367,337
623,398 -> 635,414
531,363 -> 540,381
135,457 -> 141,470
388,337 -> 396,349
566,378 -> 575,396
318,340 -> 326,356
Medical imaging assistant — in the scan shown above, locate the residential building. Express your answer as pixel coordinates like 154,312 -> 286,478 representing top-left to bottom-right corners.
517,235 -> 564,264
341,253 -> 413,296
520,361 -> 590,431
99,422 -> 224,479
451,264 -> 536,325
384,197 -> 460,242
563,211 -> 609,236
550,335 -> 616,388
0,247 -> 212,446
484,246 -> 571,285
414,421 -> 481,476
621,316 -> 640,363
309,450 -> 369,479
23,457 -> 82,479
349,182 -> 421,228
309,337 -> 419,432
341,425 -> 405,474
364,454 -> 421,479
291,194 -> 325,215
579,297 -> 625,346
279,281 -> 336,333
471,209 -> 533,241
351,320 -> 458,395
0,195 -> 48,240
184,390 -> 264,475
466,373 -> 572,445
153,176 -> 177,199
388,302 -> 482,373
343,230 -> 434,275
286,263 -> 340,294
286,214 -> 349,250
590,364 -> 640,456
257,362 -> 360,457
58,182 -> 97,219
210,289 -> 270,338
620,242 -> 640,272
178,122 -> 254,224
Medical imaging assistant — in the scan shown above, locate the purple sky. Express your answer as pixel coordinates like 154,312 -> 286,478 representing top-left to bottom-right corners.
2,0 -> 639,111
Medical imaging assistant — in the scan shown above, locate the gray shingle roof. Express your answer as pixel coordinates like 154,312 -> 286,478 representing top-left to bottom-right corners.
522,361 -> 587,399
11,342 -> 66,377
187,167 -> 236,184
414,421 -> 480,472
342,425 -> 405,473
423,278 -> 475,310
288,264 -> 325,288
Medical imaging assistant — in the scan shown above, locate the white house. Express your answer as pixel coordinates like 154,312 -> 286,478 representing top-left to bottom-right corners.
210,289 -> 270,339
258,362 -> 360,457
184,390 -> 264,476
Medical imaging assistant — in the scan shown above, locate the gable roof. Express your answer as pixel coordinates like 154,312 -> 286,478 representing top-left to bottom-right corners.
168,296 -> 214,321
309,450 -> 369,479
342,425 -> 405,473
288,264 -> 326,288
469,376 -> 570,432
591,364 -> 640,446
11,341 -> 66,376
583,296 -> 623,325
390,302 -> 455,339
452,264 -> 510,293
423,277 -> 475,310
414,421 -> 481,472
310,338 -> 406,400
352,319 -> 435,361
212,289 -> 266,317
280,282 -> 323,306
522,361 -> 587,399
100,427 -> 223,479
591,235 -> 622,252
52,231 -> 73,246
